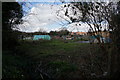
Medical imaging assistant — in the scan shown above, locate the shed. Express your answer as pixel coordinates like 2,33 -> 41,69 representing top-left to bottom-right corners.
89,35 -> 102,43
89,35 -> 112,43
33,35 -> 51,40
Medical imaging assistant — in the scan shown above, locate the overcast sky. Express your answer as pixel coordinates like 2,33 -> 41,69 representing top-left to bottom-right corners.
15,2 -> 92,32
15,1 -> 110,33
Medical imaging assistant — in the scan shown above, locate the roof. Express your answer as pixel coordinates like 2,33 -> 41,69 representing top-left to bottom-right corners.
71,32 -> 87,35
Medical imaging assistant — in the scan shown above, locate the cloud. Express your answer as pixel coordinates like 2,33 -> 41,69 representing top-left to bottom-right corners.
17,3 -> 100,32
67,22 -> 90,32
17,3 -> 60,32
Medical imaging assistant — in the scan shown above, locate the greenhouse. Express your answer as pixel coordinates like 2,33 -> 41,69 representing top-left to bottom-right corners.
33,35 -> 51,40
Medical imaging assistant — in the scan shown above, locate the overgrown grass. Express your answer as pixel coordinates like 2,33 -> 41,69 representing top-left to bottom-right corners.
16,39 -> 84,57
3,51 -> 37,79
3,39 -> 108,79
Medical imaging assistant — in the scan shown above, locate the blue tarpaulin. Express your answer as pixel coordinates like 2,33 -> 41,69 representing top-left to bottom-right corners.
33,35 -> 51,40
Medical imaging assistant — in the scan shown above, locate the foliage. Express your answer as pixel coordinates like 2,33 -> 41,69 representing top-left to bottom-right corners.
13,40 -> 108,79
49,28 -> 69,36
2,51 -> 37,79
57,1 -> 119,43
3,39 -> 109,79
2,2 -> 23,50
2,1 -> 120,79
57,1 -> 120,78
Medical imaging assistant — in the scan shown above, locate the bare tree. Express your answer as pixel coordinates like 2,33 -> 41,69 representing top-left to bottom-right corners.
57,0 -> 120,78
57,1 -> 118,43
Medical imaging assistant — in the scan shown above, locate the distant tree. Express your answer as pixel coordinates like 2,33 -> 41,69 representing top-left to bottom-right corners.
50,31 -> 59,35
2,2 -> 23,50
50,31 -> 55,35
38,28 -> 47,33
58,27 -> 69,36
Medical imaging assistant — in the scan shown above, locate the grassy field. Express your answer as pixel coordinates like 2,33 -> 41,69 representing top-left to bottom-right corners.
3,39 -> 108,79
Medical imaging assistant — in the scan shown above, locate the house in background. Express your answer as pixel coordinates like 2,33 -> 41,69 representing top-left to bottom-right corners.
70,32 -> 88,40
71,32 -> 87,36
23,37 -> 33,40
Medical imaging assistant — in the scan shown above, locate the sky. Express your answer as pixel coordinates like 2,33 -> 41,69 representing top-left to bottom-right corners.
15,1 -> 109,33
16,0 -> 119,2
15,2 -> 91,32
16,2 -> 63,32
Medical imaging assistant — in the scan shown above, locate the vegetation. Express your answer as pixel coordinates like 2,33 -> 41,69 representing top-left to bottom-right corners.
3,39 -> 108,79
2,1 -> 120,80
2,2 -> 23,50
57,1 -> 120,78
50,27 -> 70,36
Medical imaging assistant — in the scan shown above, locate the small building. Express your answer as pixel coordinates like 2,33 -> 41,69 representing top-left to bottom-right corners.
52,36 -> 61,39
89,35 -> 112,43
23,37 -> 33,40
61,35 -> 74,40
33,35 -> 51,40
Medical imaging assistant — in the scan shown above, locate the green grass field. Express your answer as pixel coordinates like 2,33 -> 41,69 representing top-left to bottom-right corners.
3,39 -> 108,79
